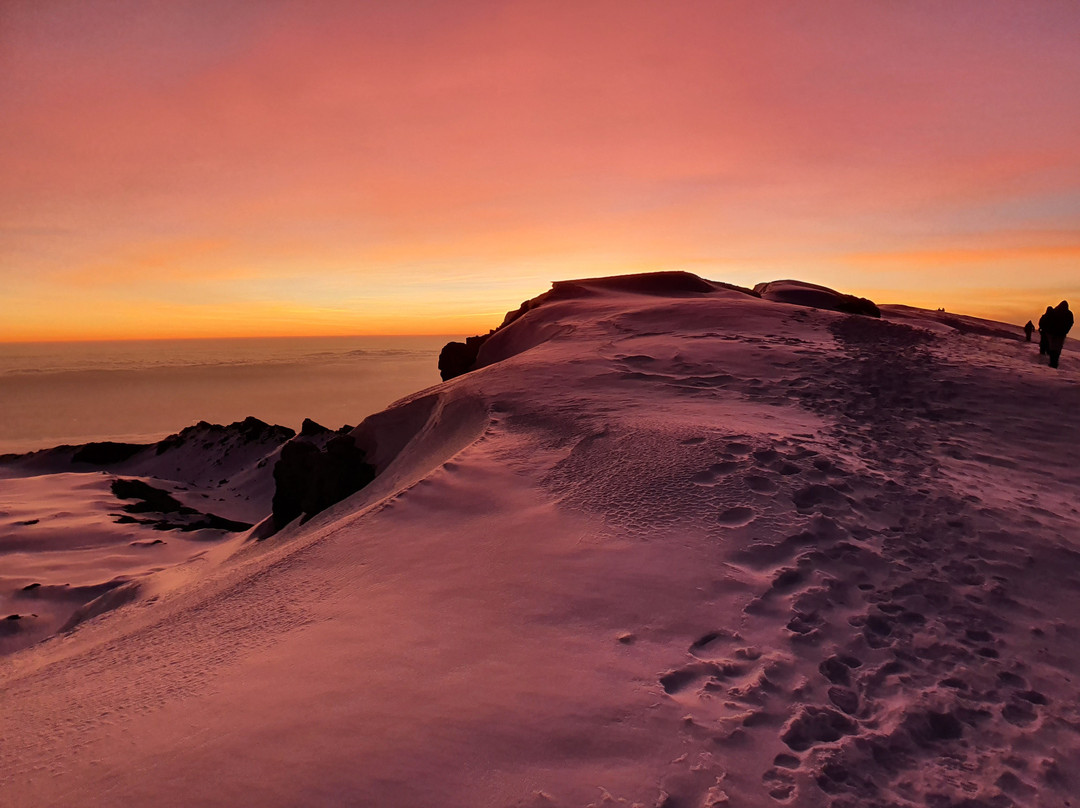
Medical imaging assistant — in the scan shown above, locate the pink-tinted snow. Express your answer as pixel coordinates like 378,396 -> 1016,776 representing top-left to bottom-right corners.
2,277 -> 1079,807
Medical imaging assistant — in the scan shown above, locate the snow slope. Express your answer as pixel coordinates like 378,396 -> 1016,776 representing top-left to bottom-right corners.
0,419 -> 301,654
2,275 -> 1079,807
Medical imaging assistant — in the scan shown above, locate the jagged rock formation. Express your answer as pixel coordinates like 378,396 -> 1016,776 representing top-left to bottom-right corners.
1,416 -> 297,472
154,416 -> 295,455
270,435 -> 376,530
299,418 -> 330,437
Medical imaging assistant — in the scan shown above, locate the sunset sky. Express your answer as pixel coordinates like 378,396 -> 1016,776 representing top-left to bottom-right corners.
2,0 -> 1079,341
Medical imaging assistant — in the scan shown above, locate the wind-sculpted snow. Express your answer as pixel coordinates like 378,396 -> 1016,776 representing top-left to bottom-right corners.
754,279 -> 881,318
439,271 -> 759,379
0,417 -> 304,654
2,274 -> 1079,807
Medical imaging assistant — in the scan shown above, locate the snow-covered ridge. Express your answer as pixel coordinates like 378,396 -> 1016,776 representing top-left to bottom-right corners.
0,417 -> 299,654
2,274 -> 1079,808
441,271 -> 884,380
0,416 -> 296,480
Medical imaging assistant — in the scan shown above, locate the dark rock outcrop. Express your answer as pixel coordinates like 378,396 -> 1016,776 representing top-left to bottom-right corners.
271,441 -> 321,527
155,417 -> 295,455
271,435 -> 376,530
111,478 -> 188,513
754,280 -> 880,318
549,270 -> 720,298
110,478 -> 253,532
72,442 -> 145,465
834,296 -> 880,317
295,418 -> 355,437
300,418 -> 331,437
438,334 -> 491,381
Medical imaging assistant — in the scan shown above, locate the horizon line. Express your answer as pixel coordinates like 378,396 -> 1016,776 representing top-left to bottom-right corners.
0,332 -> 467,346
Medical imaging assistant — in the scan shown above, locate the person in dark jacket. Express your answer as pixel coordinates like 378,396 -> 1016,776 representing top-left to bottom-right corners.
1038,306 -> 1053,355
1045,300 -> 1074,369
1024,320 -> 1035,342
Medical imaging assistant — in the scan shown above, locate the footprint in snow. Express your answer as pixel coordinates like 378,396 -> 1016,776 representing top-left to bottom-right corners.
717,507 -> 756,526
690,462 -> 741,485
745,474 -> 778,493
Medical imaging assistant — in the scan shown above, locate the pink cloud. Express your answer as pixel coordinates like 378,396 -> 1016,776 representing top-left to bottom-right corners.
2,1 -> 1079,337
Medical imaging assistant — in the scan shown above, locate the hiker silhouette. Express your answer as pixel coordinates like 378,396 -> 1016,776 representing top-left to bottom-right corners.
1038,306 -> 1054,355
1024,320 -> 1034,342
1043,301 -> 1073,369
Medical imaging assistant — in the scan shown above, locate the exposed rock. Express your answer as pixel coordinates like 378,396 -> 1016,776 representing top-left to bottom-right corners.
548,270 -> 721,298
438,334 -> 491,381
300,418 -> 331,437
836,297 -> 879,317
271,441 -> 321,527
271,435 -> 376,531
110,478 -> 253,533
111,478 -> 190,514
754,280 -> 880,317
155,417 -> 295,455
71,442 -> 145,465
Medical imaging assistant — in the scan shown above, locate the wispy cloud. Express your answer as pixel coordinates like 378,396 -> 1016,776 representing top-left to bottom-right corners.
3,1 -> 1080,338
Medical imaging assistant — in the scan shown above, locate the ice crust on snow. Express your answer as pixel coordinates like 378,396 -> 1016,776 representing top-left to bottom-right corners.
2,274 -> 1080,808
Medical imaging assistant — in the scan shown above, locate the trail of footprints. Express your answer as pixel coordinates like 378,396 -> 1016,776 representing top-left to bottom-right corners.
656,432 -> 1064,807
613,349 -> 826,412
611,319 -> 1075,805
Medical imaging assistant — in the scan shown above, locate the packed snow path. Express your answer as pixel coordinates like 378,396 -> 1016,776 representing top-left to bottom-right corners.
652,312 -> 1080,805
2,278 -> 1079,807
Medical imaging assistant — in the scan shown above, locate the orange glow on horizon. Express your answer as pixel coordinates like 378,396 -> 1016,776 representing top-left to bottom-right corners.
3,1 -> 1079,342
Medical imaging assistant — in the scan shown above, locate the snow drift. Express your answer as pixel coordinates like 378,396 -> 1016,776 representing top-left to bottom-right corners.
753,280 -> 880,318
2,275 -> 1079,808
